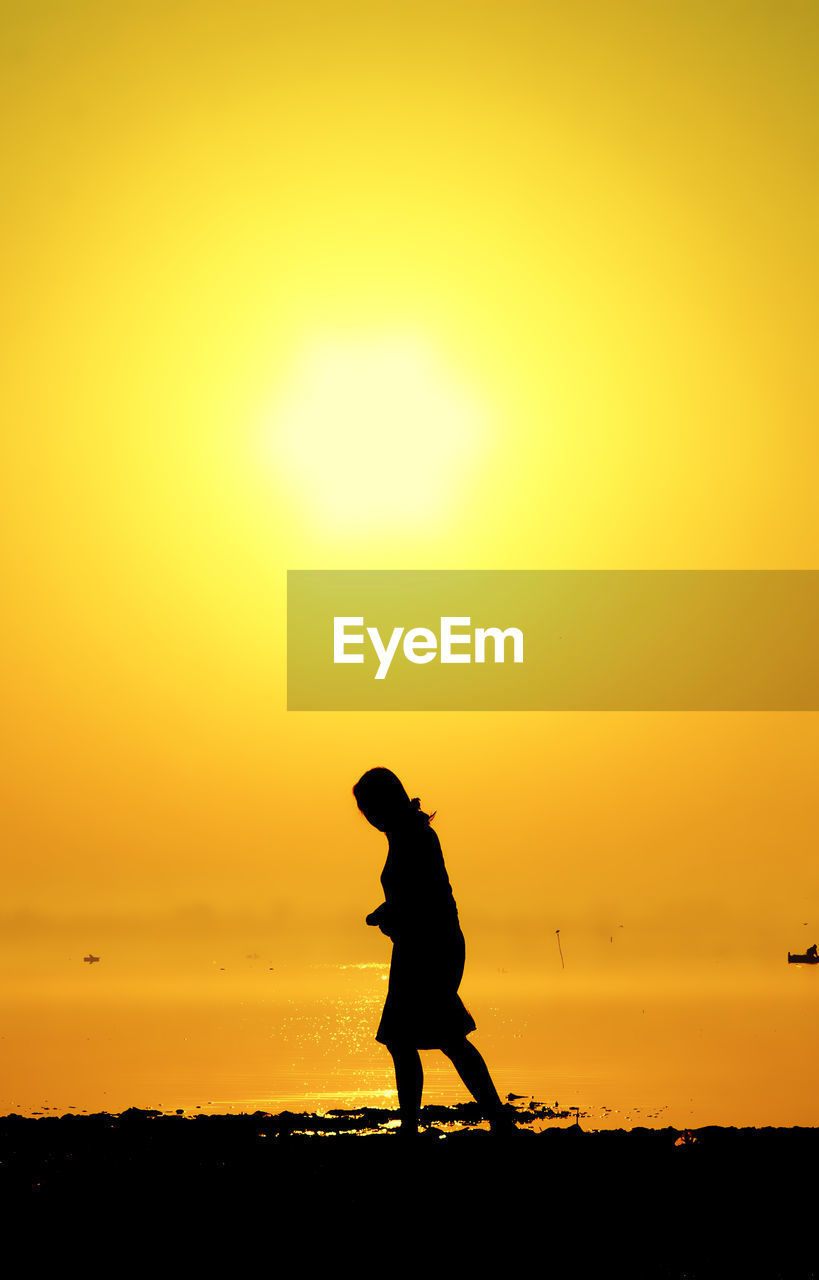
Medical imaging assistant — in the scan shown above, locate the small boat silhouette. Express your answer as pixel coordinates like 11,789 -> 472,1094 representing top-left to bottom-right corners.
788,944 -> 819,965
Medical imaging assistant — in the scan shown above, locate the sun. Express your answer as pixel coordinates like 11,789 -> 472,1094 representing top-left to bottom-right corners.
268,334 -> 486,529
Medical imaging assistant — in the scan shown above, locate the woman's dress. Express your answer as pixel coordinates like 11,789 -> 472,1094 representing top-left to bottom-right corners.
372,812 -> 476,1050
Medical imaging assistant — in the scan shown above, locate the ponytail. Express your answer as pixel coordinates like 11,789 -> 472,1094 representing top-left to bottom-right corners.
410,796 -> 437,824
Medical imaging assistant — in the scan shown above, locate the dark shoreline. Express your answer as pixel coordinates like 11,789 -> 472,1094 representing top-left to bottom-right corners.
3,1105 -> 818,1274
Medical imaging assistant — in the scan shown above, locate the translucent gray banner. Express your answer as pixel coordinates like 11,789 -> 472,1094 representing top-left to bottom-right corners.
287,570 -> 819,710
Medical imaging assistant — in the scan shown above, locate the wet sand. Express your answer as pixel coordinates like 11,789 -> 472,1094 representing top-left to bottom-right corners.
2,1104 -> 816,1276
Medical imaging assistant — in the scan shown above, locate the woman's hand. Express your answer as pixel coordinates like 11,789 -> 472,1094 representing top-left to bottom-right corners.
366,902 -> 395,939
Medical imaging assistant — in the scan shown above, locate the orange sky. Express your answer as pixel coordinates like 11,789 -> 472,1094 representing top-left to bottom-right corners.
2,0 -> 818,1124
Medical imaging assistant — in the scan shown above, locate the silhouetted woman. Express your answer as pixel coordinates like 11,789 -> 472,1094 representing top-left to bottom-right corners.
353,766 -> 514,1137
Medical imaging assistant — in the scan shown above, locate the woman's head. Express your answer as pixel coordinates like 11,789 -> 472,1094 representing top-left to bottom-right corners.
352,767 -> 434,832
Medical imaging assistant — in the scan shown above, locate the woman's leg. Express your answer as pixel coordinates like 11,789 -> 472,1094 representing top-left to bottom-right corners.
389,1043 -> 423,1135
441,1038 -> 512,1129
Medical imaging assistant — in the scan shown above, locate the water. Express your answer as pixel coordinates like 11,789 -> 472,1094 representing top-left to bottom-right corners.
4,960 -> 819,1129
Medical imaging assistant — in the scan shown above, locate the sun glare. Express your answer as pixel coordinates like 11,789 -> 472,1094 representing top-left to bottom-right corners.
267,336 -> 486,528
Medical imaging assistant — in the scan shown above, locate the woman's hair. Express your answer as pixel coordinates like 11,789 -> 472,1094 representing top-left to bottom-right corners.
352,767 -> 436,825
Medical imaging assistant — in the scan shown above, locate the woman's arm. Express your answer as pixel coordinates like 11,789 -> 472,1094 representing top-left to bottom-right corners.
365,901 -> 395,938
368,829 -> 453,940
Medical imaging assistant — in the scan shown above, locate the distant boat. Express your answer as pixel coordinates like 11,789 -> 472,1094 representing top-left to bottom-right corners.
83,954 -> 100,964
788,949 -> 819,965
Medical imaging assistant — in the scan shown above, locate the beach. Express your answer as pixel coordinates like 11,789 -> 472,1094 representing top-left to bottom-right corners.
3,1103 -> 817,1276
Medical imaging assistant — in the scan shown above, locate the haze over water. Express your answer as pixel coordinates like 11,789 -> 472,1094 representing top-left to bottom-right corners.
5,894 -> 819,1129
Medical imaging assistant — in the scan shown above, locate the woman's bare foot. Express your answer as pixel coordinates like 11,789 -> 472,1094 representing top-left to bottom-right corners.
489,1104 -> 519,1136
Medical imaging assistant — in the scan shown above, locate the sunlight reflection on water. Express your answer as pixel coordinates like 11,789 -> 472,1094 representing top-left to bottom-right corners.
9,958 -> 806,1127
